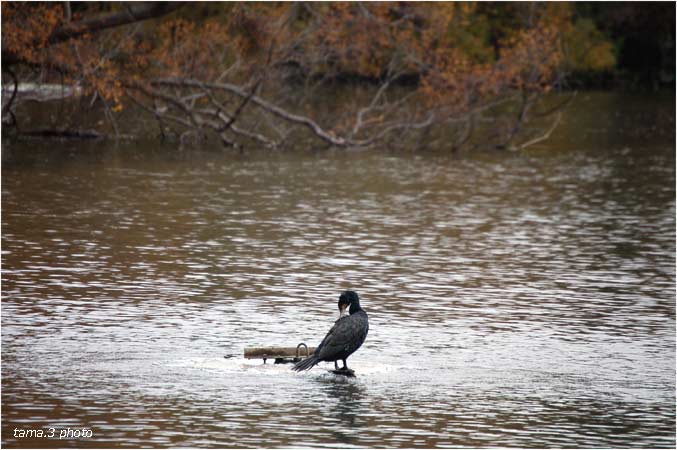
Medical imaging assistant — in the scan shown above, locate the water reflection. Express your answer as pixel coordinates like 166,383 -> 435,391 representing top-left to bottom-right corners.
314,378 -> 367,445
1,92 -> 675,447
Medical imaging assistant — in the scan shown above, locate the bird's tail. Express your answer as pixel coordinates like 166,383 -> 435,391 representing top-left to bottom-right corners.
292,355 -> 320,372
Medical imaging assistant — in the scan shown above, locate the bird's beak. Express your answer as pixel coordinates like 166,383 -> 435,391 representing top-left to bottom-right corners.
339,303 -> 348,318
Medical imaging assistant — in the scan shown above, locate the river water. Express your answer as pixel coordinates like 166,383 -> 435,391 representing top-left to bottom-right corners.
2,92 -> 675,448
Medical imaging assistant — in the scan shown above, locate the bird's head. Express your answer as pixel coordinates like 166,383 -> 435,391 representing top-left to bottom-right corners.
338,290 -> 361,317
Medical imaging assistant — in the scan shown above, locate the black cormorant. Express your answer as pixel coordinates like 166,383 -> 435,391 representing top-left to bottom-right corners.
292,290 -> 369,372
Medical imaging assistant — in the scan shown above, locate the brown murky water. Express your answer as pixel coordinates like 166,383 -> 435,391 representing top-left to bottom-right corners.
2,92 -> 675,447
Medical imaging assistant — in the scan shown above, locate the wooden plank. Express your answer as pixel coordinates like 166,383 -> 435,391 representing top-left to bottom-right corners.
244,346 -> 316,359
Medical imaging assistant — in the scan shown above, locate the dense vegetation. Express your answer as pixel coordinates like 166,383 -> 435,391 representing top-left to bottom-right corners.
2,2 -> 674,150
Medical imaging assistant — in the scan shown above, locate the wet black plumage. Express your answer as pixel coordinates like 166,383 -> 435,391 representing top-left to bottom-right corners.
292,291 -> 369,372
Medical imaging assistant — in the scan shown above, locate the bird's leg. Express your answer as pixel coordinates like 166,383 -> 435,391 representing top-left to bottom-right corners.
334,361 -> 339,370
342,359 -> 348,370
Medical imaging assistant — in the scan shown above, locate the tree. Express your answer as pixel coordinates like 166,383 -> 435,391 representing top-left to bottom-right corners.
2,2 -> 575,151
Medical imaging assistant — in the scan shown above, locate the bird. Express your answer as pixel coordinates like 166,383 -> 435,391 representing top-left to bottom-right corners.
292,290 -> 369,373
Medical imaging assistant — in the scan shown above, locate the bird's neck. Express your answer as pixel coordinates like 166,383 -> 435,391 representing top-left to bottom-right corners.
349,303 -> 362,315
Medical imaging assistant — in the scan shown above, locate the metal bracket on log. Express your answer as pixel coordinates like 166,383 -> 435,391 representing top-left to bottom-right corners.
244,343 -> 315,364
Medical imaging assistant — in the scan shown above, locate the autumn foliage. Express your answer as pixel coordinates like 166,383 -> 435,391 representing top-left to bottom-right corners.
1,2 -> 610,150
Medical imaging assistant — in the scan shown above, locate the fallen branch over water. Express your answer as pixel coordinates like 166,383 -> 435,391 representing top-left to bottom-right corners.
145,77 -> 434,149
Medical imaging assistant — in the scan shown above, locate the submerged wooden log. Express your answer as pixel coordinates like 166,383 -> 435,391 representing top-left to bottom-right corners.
244,345 -> 316,360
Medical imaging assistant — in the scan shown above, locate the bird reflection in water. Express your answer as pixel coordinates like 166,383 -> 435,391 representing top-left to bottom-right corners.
315,377 -> 368,445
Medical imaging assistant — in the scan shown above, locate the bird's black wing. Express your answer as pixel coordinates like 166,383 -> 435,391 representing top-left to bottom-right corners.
292,317 -> 350,372
313,316 -> 348,356
316,312 -> 368,361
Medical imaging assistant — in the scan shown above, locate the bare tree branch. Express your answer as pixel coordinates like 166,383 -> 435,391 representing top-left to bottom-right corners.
515,112 -> 563,151
2,68 -> 19,121
150,77 -> 434,148
152,77 -> 350,146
